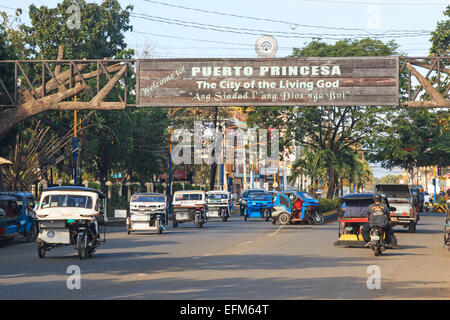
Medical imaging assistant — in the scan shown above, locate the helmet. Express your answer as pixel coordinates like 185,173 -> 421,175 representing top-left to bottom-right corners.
373,193 -> 382,203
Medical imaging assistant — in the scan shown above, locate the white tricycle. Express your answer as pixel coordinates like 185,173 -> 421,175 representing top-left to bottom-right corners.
36,187 -> 106,259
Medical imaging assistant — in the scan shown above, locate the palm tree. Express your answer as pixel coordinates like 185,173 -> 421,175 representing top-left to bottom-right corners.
289,147 -> 328,196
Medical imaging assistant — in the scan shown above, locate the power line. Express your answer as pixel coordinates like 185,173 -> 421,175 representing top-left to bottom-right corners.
131,13 -> 431,40
140,0 -> 434,33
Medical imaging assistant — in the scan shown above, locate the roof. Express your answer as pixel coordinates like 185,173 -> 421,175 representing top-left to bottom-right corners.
206,190 -> 230,194
174,190 -> 205,193
341,193 -> 375,200
43,186 -> 106,198
0,191 -> 33,199
132,192 -> 166,197
0,194 -> 18,201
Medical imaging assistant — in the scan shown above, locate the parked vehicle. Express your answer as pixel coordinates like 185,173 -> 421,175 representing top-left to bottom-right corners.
126,193 -> 168,234
239,188 -> 265,216
36,187 -> 106,259
334,193 -> 397,248
206,190 -> 231,222
172,190 -> 207,228
272,190 -> 323,225
244,192 -> 273,221
0,192 -> 37,246
376,184 -> 418,232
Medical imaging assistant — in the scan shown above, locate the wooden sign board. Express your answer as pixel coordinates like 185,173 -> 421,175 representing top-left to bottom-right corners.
137,57 -> 399,107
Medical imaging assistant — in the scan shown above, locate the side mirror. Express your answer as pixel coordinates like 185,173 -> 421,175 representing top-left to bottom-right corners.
390,207 -> 397,212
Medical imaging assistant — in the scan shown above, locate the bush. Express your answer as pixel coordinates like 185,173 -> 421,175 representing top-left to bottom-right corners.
88,181 -> 100,190
173,183 -> 183,192
318,198 -> 339,213
155,184 -> 165,194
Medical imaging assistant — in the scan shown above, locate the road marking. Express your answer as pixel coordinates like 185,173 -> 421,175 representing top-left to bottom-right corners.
267,225 -> 284,237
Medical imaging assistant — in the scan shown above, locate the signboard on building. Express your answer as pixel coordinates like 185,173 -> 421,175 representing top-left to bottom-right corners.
137,57 -> 399,107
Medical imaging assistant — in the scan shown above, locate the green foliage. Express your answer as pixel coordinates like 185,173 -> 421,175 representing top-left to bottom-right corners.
24,0 -> 133,60
172,183 -> 183,192
87,181 -> 100,190
430,6 -> 450,56
368,109 -> 450,169
155,184 -> 165,194
380,174 -> 403,184
318,198 -> 339,214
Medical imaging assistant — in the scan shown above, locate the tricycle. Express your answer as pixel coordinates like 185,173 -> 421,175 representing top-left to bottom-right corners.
244,192 -> 273,221
271,190 -> 323,225
172,190 -> 207,228
333,193 -> 398,248
0,192 -> 37,246
127,193 -> 168,234
36,187 -> 106,259
239,188 -> 265,216
206,190 -> 232,222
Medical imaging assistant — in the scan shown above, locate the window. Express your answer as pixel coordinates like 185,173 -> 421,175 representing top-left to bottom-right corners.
42,195 -> 93,209
131,196 -> 166,202
207,194 -> 228,200
175,194 -> 203,201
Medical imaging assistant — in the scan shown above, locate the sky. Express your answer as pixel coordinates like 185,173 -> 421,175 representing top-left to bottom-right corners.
1,0 -> 447,177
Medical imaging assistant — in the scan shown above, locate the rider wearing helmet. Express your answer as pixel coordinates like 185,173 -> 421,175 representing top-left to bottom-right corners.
362,193 -> 395,247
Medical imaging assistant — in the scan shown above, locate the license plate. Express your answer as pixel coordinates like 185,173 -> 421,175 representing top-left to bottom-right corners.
371,235 -> 380,240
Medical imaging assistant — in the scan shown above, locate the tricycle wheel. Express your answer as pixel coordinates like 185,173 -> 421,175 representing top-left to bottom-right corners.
173,221 -> 178,228
272,218 -> 277,225
0,238 -> 8,247
37,243 -> 46,258
126,224 -> 131,235
312,213 -> 325,225
26,224 -> 37,242
278,212 -> 291,225
244,214 -> 248,221
408,222 -> 416,233
373,244 -> 381,256
77,235 -> 88,260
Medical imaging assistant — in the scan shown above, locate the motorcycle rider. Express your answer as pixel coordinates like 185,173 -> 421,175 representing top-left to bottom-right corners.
362,193 -> 395,247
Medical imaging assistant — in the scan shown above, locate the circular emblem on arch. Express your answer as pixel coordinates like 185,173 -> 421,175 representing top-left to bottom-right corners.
255,35 -> 278,58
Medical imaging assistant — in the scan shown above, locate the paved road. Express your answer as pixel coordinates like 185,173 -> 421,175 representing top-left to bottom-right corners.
0,214 -> 448,299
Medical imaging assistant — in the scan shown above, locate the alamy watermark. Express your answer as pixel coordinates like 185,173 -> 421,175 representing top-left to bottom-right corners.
66,4 -> 81,30
366,265 -> 381,290
172,122 -> 280,165
66,265 -> 81,290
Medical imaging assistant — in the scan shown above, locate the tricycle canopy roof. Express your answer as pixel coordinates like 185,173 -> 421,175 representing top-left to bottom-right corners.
43,186 -> 106,198
0,191 -> 33,199
132,192 -> 166,197
0,194 -> 18,201
340,193 -> 375,201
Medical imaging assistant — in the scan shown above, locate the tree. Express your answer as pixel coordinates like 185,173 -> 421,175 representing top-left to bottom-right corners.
430,5 -> 449,56
368,108 -> 450,169
248,38 -> 398,198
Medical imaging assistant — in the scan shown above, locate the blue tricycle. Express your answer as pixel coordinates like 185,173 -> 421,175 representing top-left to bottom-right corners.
0,192 -> 37,246
271,190 -> 323,225
244,193 -> 273,221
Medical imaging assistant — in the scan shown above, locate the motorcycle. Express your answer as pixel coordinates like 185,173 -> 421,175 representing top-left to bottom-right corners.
424,202 -> 431,213
369,227 -> 397,256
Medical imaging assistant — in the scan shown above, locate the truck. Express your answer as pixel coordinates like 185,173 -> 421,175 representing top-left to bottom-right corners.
375,184 -> 418,233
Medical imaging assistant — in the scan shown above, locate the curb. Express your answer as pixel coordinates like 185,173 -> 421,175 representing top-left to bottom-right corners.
322,210 -> 337,222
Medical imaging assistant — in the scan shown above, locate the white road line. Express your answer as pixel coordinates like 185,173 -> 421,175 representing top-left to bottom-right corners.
267,225 -> 285,237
